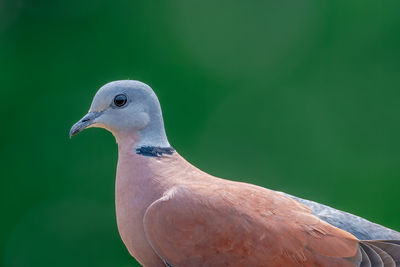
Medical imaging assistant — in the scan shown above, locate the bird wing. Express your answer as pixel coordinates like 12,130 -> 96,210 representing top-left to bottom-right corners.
143,181 -> 361,267
282,193 -> 400,241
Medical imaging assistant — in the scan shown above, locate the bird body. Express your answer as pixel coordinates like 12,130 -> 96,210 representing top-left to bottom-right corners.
115,135 -> 165,266
115,141 -> 359,267
70,80 -> 400,266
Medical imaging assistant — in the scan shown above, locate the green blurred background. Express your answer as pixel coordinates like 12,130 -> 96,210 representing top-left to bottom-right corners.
1,0 -> 400,266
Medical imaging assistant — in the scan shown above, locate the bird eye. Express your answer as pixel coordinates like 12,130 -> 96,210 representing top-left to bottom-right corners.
114,94 -> 127,107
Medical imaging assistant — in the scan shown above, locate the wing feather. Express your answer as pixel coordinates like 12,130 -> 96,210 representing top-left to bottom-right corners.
143,184 -> 360,267
359,246 -> 372,267
363,241 -> 400,265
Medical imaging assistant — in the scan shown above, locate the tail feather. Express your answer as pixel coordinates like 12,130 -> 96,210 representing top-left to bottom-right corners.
360,240 -> 400,266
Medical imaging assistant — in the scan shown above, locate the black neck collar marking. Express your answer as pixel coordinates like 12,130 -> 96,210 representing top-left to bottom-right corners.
136,146 -> 175,157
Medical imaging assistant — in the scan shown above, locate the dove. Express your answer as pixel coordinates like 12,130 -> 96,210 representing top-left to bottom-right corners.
70,80 -> 400,266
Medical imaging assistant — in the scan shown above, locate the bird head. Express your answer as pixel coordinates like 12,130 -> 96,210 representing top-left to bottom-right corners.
70,80 -> 170,148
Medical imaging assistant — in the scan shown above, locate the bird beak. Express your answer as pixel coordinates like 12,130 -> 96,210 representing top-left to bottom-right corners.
69,112 -> 102,138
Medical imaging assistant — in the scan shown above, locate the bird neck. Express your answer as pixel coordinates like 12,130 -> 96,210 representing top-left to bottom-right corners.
136,119 -> 171,149
114,121 -> 173,157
